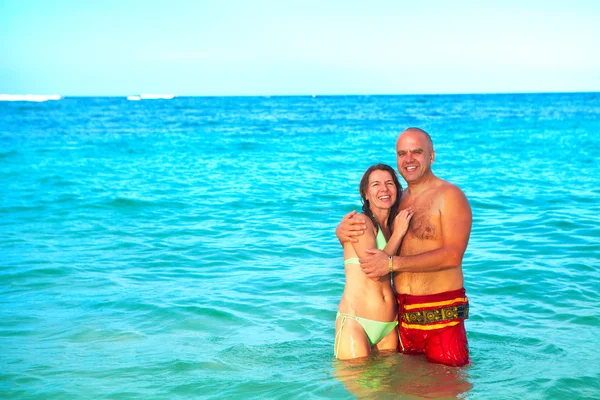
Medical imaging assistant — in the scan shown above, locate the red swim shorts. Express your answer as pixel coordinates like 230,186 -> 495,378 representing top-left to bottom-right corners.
396,288 -> 469,367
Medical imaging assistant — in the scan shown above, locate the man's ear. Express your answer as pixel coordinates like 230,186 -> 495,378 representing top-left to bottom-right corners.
430,150 -> 435,164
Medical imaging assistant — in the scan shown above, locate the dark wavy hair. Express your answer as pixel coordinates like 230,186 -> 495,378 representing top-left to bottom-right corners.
359,164 -> 402,233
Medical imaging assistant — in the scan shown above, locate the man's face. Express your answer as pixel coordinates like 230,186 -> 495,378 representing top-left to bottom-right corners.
395,130 -> 435,184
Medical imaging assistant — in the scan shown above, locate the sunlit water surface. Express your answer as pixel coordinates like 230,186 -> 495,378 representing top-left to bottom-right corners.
1,94 -> 599,399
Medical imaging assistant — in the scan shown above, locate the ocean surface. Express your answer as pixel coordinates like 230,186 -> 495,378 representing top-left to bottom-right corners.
1,93 -> 599,399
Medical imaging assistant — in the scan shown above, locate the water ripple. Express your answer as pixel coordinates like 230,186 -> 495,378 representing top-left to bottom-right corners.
1,94 -> 599,399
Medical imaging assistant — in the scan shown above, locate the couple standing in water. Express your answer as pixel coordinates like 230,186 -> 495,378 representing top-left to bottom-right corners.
335,127 -> 472,367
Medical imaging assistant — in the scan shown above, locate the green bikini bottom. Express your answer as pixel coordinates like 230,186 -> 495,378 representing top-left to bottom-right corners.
334,312 -> 398,358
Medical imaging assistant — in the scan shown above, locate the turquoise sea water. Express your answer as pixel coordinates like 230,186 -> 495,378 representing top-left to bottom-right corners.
1,94 -> 599,399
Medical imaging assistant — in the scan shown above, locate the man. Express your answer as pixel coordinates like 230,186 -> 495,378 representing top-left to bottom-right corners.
336,127 -> 472,367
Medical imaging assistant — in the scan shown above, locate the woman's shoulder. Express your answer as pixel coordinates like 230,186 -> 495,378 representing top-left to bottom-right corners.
356,213 -> 377,233
356,212 -> 372,223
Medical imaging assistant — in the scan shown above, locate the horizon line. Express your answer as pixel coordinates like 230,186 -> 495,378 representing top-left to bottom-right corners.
1,90 -> 599,99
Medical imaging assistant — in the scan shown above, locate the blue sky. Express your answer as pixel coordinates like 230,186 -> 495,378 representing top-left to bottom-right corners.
1,0 -> 599,96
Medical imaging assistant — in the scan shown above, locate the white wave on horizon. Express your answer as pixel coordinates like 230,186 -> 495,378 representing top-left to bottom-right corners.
126,94 -> 175,101
0,94 -> 62,102
139,94 -> 175,100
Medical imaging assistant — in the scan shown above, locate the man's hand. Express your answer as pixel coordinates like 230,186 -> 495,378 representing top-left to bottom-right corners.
359,249 -> 391,279
335,211 -> 367,244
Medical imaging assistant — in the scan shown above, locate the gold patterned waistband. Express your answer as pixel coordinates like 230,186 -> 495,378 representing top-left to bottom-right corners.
402,303 -> 469,325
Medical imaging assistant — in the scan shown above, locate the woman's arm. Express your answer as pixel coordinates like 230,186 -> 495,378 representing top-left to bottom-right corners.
349,215 -> 378,259
382,209 -> 414,256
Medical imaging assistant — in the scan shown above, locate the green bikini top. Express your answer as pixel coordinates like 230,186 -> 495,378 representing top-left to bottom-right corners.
343,228 -> 387,265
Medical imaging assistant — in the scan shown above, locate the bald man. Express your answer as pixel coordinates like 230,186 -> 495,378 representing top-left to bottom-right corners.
336,128 -> 472,367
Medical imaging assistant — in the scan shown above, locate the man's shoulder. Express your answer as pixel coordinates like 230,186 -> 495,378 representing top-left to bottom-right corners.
435,179 -> 471,213
429,179 -> 469,210
434,177 -> 466,196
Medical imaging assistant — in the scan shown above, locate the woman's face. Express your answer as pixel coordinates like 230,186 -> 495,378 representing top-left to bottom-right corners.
365,169 -> 397,210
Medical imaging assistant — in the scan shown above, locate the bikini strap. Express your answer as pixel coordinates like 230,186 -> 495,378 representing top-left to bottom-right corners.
334,313 -> 348,358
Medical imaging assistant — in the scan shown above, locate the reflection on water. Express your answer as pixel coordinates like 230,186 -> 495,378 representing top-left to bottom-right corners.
2,94 -> 598,399
333,352 -> 472,399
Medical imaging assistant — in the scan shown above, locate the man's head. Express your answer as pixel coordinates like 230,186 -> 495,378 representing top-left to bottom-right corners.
395,128 -> 435,185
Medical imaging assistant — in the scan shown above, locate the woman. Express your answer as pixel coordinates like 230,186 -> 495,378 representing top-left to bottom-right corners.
335,164 -> 413,360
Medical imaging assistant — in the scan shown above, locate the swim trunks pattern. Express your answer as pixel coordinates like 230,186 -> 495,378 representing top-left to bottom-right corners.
403,303 -> 469,325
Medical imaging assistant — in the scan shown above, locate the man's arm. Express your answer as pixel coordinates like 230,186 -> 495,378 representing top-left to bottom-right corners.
360,186 -> 472,278
335,210 -> 368,245
349,216 -> 377,260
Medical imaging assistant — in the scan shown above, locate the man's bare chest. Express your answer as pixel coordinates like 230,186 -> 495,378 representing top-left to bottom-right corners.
401,196 -> 441,241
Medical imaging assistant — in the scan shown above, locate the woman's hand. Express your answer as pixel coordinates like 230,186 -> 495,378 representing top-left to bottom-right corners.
392,208 -> 414,237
